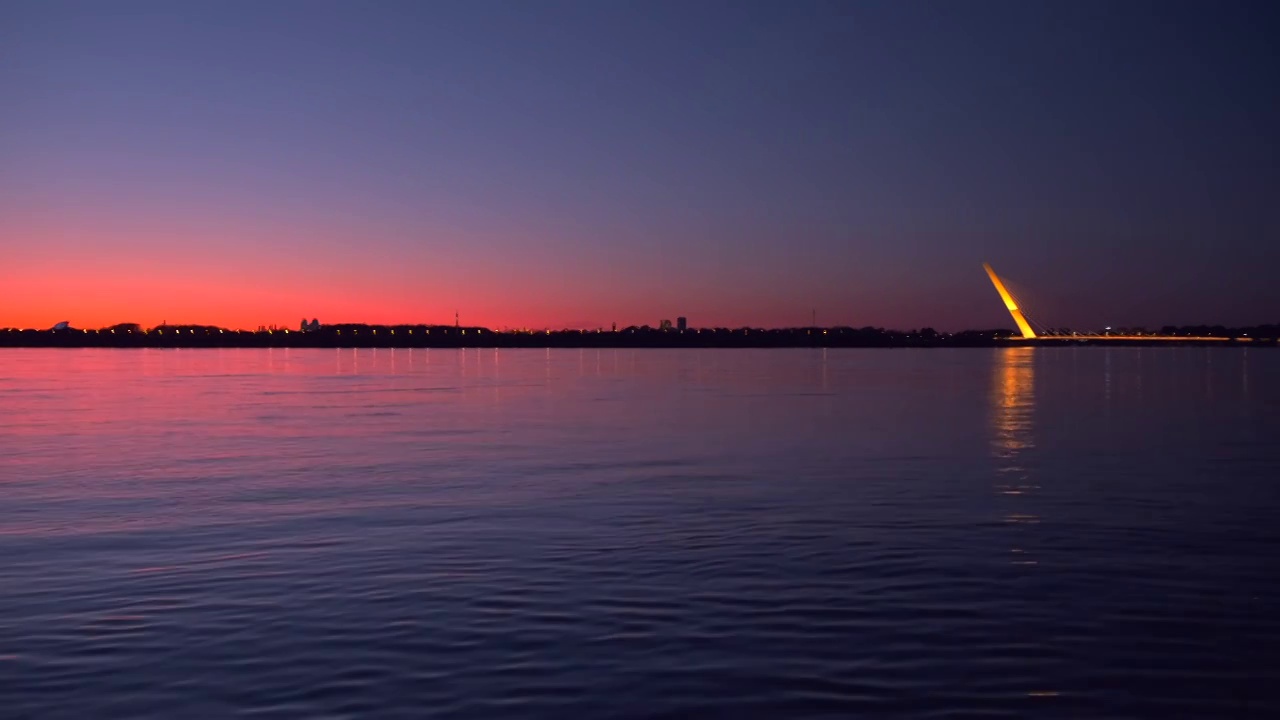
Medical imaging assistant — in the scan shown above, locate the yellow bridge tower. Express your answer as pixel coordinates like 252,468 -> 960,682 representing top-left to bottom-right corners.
983,263 -> 1037,339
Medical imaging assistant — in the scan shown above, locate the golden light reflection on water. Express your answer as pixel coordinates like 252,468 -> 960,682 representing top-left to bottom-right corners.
991,348 -> 1042,547
991,349 -> 1059,700
992,347 -> 1035,458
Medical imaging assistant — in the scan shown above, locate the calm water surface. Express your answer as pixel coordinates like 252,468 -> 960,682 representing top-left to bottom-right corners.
2,348 -> 1278,719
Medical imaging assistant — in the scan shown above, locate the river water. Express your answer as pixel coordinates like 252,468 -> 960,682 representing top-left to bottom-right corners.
1,347 -> 1277,718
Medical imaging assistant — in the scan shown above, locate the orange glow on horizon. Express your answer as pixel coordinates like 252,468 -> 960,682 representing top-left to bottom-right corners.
1,265 -> 865,332
0,272 -> 815,332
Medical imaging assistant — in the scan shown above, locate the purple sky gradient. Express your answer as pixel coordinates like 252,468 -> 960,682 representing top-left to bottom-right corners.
3,0 -> 1277,330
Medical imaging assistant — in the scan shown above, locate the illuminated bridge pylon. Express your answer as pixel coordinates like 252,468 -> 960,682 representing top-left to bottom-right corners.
983,263 -> 1037,340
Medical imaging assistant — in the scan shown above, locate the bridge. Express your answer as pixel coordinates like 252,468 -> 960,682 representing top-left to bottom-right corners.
983,263 -> 1239,343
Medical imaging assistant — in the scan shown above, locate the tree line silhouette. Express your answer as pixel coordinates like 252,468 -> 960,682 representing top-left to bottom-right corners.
1,321 -> 1275,348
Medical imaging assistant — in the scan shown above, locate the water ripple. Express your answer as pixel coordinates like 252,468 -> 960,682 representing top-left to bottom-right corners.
1,348 -> 1278,718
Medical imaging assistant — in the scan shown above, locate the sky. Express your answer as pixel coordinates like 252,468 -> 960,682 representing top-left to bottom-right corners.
2,0 -> 1277,331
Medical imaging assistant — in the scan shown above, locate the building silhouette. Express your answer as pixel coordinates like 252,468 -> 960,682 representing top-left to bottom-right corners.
677,317 -> 687,332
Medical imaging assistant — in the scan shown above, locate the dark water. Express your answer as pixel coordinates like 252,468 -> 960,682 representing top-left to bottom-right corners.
2,347 -> 1278,719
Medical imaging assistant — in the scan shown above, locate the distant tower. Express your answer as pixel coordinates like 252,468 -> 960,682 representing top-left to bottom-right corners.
612,322 -> 616,332
677,317 -> 687,332
455,310 -> 459,328
300,318 -> 308,332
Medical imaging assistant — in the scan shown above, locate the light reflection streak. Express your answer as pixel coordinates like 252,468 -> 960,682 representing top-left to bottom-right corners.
992,347 -> 1035,458
1205,349 -> 1213,399
991,347 -> 1057,699
1242,349 -> 1248,396
991,348 -> 1041,545
1104,348 -> 1112,408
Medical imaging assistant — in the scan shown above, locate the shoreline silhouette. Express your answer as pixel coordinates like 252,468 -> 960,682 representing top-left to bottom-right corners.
2,323 -> 1274,348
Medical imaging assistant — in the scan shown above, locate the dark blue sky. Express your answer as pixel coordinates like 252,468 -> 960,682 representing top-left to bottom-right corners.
3,0 -> 1277,329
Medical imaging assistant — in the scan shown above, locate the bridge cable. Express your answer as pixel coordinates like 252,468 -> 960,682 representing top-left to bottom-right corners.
1001,277 -> 1056,337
